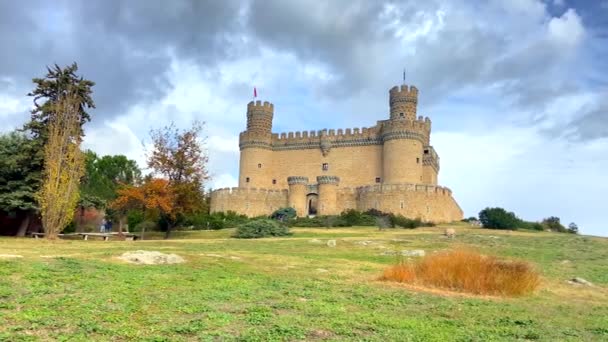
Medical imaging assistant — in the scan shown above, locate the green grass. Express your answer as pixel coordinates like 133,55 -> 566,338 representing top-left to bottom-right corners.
1,225 -> 607,341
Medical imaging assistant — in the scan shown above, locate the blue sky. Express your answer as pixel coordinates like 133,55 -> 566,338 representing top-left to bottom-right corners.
0,0 -> 607,236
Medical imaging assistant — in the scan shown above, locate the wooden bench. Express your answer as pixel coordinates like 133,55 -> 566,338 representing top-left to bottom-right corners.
30,232 -> 138,241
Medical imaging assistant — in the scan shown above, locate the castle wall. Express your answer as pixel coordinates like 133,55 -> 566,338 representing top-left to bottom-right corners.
210,188 -> 288,217
354,184 -> 462,223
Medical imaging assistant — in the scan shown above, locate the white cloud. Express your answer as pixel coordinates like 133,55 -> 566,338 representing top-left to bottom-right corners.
547,9 -> 585,47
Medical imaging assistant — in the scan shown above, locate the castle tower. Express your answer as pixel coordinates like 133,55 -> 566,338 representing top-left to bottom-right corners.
382,84 -> 427,184
389,85 -> 418,120
238,100 -> 274,188
287,176 -> 308,217
317,176 -> 339,215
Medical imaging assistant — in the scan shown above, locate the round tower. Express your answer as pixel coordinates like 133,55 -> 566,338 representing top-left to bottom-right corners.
287,176 -> 308,217
382,84 -> 426,184
239,100 -> 274,188
317,176 -> 339,216
389,85 -> 418,120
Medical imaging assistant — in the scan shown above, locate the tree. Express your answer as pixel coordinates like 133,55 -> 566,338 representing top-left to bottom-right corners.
110,178 -> 175,238
567,222 -> 579,234
0,132 -> 39,236
77,150 -> 141,231
26,63 -> 95,141
478,207 -> 521,230
37,91 -> 86,239
541,216 -> 567,233
147,122 -> 209,238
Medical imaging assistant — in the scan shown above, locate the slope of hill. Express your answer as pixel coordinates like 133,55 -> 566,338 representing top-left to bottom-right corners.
0,225 -> 607,340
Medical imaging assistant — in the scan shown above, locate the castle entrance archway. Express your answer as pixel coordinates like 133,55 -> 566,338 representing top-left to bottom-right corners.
306,193 -> 318,216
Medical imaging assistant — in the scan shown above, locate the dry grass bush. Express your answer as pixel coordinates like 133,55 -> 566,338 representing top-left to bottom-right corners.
380,249 -> 540,297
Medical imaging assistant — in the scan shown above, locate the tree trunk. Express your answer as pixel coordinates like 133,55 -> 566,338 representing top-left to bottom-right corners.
77,205 -> 85,233
164,224 -> 172,239
16,211 -> 31,237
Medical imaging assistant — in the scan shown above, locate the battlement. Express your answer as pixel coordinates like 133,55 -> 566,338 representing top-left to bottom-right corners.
287,176 -> 309,185
389,85 -> 418,104
247,100 -> 274,111
211,187 -> 288,196
348,183 -> 452,196
317,175 -> 340,184
380,116 -> 431,143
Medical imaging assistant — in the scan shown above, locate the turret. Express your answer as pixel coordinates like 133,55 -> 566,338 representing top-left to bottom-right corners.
238,100 -> 275,188
317,176 -> 339,215
246,100 -> 274,135
288,176 -> 309,217
389,85 -> 418,120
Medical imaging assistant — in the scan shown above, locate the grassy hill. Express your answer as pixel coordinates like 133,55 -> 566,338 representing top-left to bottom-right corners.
1,224 -> 607,341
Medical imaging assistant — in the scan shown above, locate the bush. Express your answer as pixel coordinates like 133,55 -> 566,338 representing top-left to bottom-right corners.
567,222 -> 579,234
340,209 -> 376,226
233,219 -> 291,239
271,207 -> 296,221
127,210 -> 145,231
380,249 -> 540,297
184,211 -> 248,230
520,221 -> 544,231
461,216 -> 478,222
541,216 -> 567,233
134,220 -> 157,232
478,207 -> 521,230
391,215 -> 427,229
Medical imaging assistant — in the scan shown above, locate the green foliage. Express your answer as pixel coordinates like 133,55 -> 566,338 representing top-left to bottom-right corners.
25,63 -> 95,141
520,221 -> 545,231
270,207 -> 296,221
568,222 -> 579,234
462,216 -> 478,222
80,150 -> 141,207
233,219 -> 291,239
340,209 -> 376,226
478,207 -> 521,230
134,220 -> 157,232
390,215 -> 431,229
127,210 -> 145,231
183,211 -> 248,230
541,216 -> 567,233
0,132 -> 39,212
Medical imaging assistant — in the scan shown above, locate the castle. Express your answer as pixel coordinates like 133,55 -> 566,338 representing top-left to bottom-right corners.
210,83 -> 463,222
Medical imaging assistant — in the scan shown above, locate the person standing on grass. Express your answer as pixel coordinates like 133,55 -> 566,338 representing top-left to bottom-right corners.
105,219 -> 113,233
100,218 -> 107,233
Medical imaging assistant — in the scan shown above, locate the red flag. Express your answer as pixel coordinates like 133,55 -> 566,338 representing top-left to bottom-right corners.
254,87 -> 257,98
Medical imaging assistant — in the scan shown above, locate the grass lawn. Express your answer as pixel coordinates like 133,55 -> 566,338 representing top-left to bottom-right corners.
1,224 -> 607,341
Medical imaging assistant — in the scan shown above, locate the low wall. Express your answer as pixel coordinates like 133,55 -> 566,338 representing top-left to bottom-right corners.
345,183 -> 463,222
210,187 -> 288,217
210,183 -> 463,222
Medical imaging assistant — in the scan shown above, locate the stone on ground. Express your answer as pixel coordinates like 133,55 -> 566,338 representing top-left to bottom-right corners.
568,277 -> 593,286
327,240 -> 336,247
118,250 -> 185,265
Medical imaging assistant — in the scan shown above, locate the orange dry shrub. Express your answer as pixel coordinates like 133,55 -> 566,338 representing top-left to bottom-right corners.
380,249 -> 540,297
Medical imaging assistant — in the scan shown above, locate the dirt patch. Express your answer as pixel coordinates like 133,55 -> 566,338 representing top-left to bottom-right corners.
118,250 -> 185,265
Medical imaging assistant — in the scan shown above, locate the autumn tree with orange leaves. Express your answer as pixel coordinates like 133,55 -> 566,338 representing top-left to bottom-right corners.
110,178 -> 174,237
147,122 -> 209,238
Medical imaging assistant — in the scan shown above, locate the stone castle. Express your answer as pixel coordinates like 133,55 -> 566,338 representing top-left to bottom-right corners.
210,83 -> 463,222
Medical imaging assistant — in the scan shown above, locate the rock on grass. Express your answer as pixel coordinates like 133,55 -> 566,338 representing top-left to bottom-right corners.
118,250 -> 185,265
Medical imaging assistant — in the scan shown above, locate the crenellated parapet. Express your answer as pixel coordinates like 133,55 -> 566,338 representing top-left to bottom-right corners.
287,176 -> 309,185
423,145 -> 440,171
317,175 -> 340,184
211,187 -> 288,196
380,116 -> 431,144
270,126 -> 383,151
350,183 -> 452,196
389,85 -> 419,120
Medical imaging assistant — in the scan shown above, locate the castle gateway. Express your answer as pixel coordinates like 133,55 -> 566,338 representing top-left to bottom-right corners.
210,84 -> 463,222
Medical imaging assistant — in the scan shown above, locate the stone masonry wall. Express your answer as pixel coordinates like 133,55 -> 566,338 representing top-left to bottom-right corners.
210,188 -> 288,217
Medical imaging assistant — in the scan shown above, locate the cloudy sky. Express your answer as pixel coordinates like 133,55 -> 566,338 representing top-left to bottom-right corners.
1,0 -> 607,236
